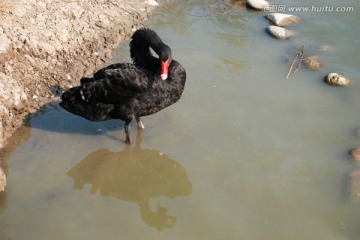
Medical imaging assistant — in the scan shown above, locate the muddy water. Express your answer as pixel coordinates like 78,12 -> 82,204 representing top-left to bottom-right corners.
1,0 -> 360,239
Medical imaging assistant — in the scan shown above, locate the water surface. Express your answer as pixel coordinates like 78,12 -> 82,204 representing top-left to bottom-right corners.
1,0 -> 360,239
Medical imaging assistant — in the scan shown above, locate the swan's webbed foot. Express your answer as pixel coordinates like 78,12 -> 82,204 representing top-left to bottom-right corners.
136,117 -> 145,129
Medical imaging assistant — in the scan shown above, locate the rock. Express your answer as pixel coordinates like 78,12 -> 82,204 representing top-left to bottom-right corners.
0,34 -> 11,54
0,167 -> 5,192
0,73 -> 28,111
95,14 -> 111,29
24,54 -> 36,67
302,56 -> 321,70
349,170 -> 360,203
105,51 -> 113,59
325,73 -> 351,86
246,0 -> 270,10
146,0 -> 159,6
350,148 -> 360,161
230,0 -> 247,10
266,25 -> 295,39
265,13 -> 300,27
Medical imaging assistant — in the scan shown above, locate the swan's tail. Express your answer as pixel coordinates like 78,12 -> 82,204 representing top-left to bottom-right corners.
60,86 -> 113,121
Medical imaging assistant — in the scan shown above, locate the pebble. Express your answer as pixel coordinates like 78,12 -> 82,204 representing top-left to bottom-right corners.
266,25 -> 295,39
350,148 -> 360,161
265,13 -> 300,27
302,56 -> 321,70
325,73 -> 351,87
246,0 -> 270,10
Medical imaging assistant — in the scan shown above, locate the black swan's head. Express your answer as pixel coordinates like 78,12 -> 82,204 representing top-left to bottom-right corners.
130,28 -> 172,80
158,44 -> 172,80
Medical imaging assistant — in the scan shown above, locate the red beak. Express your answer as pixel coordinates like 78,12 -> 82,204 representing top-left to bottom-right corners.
161,59 -> 170,80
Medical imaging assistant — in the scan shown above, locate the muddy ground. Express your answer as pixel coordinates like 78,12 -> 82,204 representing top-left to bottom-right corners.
0,0 -> 159,150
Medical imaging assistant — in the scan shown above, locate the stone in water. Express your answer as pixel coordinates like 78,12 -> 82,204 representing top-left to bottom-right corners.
246,0 -> 270,11
266,25 -> 295,39
266,13 -> 300,27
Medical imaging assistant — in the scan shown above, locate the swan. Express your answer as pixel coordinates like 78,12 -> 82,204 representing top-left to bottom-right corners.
60,28 -> 186,144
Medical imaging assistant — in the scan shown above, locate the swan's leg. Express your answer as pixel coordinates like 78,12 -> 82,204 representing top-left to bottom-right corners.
124,118 -> 133,144
136,117 -> 145,129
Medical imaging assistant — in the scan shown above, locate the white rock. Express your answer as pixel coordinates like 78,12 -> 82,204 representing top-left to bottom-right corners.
266,13 -> 300,27
266,25 -> 295,39
146,0 -> 158,6
246,0 -> 270,10
325,73 -> 352,86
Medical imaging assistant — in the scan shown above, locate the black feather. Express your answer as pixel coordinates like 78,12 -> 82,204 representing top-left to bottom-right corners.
60,28 -> 186,143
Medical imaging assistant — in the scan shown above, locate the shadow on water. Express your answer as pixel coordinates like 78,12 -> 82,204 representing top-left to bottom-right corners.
24,102 -> 126,141
66,131 -> 192,231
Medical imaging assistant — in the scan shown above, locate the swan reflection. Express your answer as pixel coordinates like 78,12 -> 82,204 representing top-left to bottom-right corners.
66,132 -> 192,231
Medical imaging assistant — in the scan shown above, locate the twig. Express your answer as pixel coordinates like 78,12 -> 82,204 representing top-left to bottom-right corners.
294,45 -> 305,74
286,56 -> 297,79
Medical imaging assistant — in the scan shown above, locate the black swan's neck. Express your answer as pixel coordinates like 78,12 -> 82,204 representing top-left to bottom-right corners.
130,28 -> 170,73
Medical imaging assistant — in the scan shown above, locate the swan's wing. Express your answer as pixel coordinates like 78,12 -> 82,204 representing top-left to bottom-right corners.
80,65 -> 157,103
80,63 -> 134,85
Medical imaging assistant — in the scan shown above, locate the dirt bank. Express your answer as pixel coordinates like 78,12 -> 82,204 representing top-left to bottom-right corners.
0,0 -> 159,149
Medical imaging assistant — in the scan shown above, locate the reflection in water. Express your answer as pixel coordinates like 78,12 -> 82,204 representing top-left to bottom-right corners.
66,132 -> 192,231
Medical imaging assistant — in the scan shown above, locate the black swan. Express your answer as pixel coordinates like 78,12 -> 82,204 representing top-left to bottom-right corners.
60,28 -> 186,144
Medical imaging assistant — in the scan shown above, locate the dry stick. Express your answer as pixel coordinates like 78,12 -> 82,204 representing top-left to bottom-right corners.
294,46 -> 305,74
286,55 -> 297,79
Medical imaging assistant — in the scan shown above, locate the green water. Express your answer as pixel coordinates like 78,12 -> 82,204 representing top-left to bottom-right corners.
1,0 -> 360,239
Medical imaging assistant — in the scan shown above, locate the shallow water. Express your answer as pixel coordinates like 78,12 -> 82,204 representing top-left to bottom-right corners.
1,0 -> 360,239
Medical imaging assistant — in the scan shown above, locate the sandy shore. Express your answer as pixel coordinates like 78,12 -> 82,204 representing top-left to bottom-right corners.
0,0 -> 158,150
